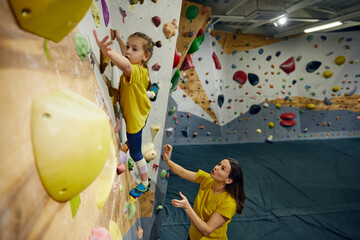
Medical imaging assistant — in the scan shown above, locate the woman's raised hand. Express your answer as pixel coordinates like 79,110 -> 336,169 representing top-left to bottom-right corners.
162,144 -> 172,162
93,30 -> 113,56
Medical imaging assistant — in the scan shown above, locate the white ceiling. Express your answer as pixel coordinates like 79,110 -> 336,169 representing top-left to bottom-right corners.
188,0 -> 360,38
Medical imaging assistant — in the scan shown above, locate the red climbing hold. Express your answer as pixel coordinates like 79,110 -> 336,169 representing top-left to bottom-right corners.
152,16 -> 161,27
173,48 -> 181,68
179,54 -> 194,71
212,52 -> 221,70
233,71 -> 247,85
279,57 -> 295,74
280,120 -> 296,127
280,112 -> 296,120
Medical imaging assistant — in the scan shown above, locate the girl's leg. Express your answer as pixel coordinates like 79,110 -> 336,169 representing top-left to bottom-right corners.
127,130 -> 149,197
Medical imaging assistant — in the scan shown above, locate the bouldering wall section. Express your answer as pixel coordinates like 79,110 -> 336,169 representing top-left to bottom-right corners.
167,26 -> 360,145
0,0 -> 182,240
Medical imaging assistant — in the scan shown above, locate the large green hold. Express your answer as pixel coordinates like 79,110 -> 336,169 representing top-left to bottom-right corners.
169,69 -> 180,93
188,33 -> 205,54
185,5 -> 199,23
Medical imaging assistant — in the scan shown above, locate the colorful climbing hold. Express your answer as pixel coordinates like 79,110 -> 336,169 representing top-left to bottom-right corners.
279,57 -> 295,74
334,55 -> 346,66
185,5 -> 199,23
233,71 -> 247,85
248,73 -> 259,86
152,16 -> 161,27
306,61 -> 322,73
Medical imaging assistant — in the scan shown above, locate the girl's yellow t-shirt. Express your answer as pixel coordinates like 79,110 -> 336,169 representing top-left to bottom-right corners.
119,64 -> 151,134
189,170 -> 237,240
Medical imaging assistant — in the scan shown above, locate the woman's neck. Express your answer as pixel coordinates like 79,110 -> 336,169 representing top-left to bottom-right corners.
212,180 -> 226,194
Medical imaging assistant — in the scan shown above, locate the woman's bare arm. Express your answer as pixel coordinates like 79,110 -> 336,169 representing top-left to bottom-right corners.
162,144 -> 196,182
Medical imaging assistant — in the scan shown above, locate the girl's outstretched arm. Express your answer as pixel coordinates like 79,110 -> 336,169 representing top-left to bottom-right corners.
162,144 -> 196,182
93,30 -> 132,76
114,30 -> 126,56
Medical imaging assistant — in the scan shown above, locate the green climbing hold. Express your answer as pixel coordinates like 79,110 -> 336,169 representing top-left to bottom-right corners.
185,5 -> 199,23
128,158 -> 134,171
160,169 -> 167,179
170,69 -> 180,93
75,32 -> 90,60
168,106 -> 176,115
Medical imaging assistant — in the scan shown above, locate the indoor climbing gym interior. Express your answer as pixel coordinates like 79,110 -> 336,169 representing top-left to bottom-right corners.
0,0 -> 360,239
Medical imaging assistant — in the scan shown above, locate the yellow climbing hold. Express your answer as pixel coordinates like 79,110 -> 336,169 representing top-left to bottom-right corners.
256,129 -> 261,134
9,0 -> 92,42
150,124 -> 161,142
96,140 -> 117,209
276,103 -> 282,109
332,85 -> 340,92
109,220 -> 123,240
142,143 -> 157,161
334,55 -> 346,66
306,103 -> 315,109
268,122 -> 274,128
323,69 -> 333,78
31,89 -> 111,202
91,1 -> 101,28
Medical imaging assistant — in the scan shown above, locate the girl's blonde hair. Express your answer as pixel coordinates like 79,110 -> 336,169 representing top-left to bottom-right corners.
128,32 -> 154,69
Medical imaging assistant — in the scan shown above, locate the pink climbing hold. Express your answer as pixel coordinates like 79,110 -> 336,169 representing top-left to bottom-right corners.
279,57 -> 295,74
233,71 -> 247,85
212,52 -> 221,70
173,48 -> 181,68
280,120 -> 296,127
280,112 -> 296,120
89,227 -> 111,240
180,54 -> 194,71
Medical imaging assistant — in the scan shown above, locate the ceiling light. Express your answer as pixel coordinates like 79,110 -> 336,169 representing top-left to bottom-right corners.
273,22 -> 278,27
304,21 -> 343,33
278,17 -> 287,25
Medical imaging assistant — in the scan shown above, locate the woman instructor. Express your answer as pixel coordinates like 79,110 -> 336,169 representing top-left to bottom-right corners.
162,144 -> 245,240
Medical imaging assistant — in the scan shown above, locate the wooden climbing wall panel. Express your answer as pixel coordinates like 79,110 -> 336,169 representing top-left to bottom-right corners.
176,0 -> 212,69
179,68 -> 218,121
212,30 -> 300,54
0,1 -> 153,239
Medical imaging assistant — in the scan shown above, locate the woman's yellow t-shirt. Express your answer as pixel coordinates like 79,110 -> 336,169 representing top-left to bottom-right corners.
119,64 -> 151,134
189,170 -> 237,240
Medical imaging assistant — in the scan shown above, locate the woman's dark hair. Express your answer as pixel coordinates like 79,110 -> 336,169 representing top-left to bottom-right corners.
224,157 -> 245,214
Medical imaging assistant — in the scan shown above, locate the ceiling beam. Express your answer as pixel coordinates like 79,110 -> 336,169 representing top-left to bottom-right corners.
273,11 -> 360,38
225,0 -> 246,15
241,0 -> 324,33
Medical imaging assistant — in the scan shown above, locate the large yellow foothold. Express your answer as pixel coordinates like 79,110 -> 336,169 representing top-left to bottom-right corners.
9,0 -> 92,42
96,140 -> 117,209
31,89 -> 111,202
150,124 -> 161,142
109,220 -> 123,240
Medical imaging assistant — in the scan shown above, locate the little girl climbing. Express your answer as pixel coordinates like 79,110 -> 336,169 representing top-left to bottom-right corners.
93,29 -> 157,198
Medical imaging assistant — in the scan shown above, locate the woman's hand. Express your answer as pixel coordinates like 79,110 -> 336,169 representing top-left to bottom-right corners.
162,144 -> 172,163
93,30 -> 113,56
171,192 -> 190,210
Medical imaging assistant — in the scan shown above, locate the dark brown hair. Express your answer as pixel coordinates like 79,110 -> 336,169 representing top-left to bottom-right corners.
224,158 -> 245,214
128,32 -> 154,68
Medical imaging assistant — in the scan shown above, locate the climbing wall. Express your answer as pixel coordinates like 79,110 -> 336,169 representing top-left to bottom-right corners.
167,27 -> 360,145
0,0 -> 182,239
